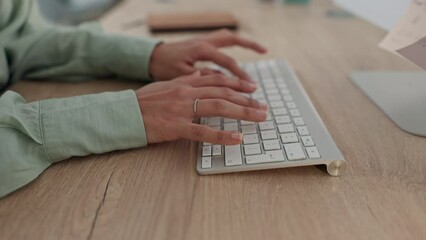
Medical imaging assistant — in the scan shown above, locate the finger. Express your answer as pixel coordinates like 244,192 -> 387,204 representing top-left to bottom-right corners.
186,74 -> 257,93
180,123 -> 242,145
174,69 -> 201,83
199,68 -> 223,76
232,35 -> 268,53
196,99 -> 268,122
193,87 -> 268,110
203,30 -> 267,53
198,48 -> 252,82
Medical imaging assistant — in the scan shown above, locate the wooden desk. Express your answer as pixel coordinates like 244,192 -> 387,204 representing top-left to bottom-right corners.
1,0 -> 425,239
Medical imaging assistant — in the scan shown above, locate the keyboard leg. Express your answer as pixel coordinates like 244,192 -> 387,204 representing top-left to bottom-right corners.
326,160 -> 347,176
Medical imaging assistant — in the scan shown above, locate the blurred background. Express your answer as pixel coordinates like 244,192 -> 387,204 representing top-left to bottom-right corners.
37,0 -> 318,25
37,0 -> 121,25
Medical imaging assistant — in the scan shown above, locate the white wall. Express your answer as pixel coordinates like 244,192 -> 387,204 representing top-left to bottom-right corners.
333,0 -> 411,31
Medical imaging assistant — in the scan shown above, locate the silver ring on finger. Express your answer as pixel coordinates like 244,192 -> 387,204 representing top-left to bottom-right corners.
193,98 -> 200,117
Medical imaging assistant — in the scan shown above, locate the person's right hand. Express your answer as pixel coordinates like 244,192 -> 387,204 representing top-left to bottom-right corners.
135,72 -> 268,145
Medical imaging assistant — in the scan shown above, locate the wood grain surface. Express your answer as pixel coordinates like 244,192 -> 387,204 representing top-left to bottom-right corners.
0,0 -> 425,239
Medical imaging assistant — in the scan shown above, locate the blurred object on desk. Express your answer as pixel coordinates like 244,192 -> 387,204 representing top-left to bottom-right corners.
147,11 -> 238,33
37,0 -> 121,25
284,0 -> 311,4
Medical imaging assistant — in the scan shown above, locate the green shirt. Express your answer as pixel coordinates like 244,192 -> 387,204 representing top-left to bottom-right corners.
0,0 -> 160,198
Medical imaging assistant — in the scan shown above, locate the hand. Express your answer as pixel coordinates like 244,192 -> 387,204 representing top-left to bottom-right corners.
149,29 -> 267,82
135,72 -> 268,145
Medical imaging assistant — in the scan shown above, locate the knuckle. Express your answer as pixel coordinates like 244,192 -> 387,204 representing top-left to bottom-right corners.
173,86 -> 190,98
248,97 -> 257,106
225,58 -> 238,69
224,88 -> 235,98
217,131 -> 226,141
238,80 -> 246,89
243,107 -> 251,117
213,99 -> 227,112
194,42 -> 210,53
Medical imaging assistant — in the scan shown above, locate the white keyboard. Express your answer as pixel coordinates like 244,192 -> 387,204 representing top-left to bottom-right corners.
196,59 -> 347,176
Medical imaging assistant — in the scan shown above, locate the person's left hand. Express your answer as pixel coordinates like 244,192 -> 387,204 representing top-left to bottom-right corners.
149,29 -> 267,82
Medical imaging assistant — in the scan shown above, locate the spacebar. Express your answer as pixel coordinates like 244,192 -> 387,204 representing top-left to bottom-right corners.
246,150 -> 285,165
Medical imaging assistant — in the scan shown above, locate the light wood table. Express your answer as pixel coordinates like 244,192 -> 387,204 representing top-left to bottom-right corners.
1,0 -> 425,239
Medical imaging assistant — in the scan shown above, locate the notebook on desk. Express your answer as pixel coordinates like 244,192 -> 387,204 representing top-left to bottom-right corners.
147,11 -> 238,33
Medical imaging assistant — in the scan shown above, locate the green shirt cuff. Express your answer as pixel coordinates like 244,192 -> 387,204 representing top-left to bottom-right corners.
105,35 -> 161,81
40,90 -> 147,162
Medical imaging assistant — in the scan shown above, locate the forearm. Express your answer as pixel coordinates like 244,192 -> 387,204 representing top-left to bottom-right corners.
1,0 -> 161,89
0,90 -> 148,198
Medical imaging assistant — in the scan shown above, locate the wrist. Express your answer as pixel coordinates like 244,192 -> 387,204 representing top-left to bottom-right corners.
149,42 -> 165,81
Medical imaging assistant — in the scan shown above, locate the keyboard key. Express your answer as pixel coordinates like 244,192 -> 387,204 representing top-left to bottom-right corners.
241,125 -> 257,134
243,134 -> 259,144
283,95 -> 293,101
263,140 -> 281,150
202,146 -> 212,156
290,109 -> 301,117
241,120 -> 255,125
281,133 -> 299,143
245,62 -> 255,71
224,118 -> 237,123
278,82 -> 287,88
225,145 -> 243,166
253,87 -> 264,93
284,143 -> 306,160
244,144 -> 262,155
252,92 -> 265,100
207,117 -> 221,126
265,88 -> 279,95
272,108 -> 288,116
306,147 -> 321,159
201,157 -> 212,169
258,121 -> 275,130
293,117 -> 305,126
212,145 -> 222,156
246,150 -> 285,164
280,88 -> 290,95
297,126 -> 310,136
268,95 -> 281,101
301,136 -> 315,147
275,115 -> 291,124
278,124 -> 295,133
224,123 -> 239,131
264,82 -> 276,89
270,101 -> 285,108
286,102 -> 297,109
258,61 -> 268,69
260,130 -> 278,140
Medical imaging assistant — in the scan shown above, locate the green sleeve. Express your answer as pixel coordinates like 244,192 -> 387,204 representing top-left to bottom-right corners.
0,0 -> 161,89
0,90 -> 148,198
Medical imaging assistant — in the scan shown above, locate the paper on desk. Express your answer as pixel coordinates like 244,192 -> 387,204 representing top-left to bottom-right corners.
379,0 -> 426,70
397,36 -> 426,69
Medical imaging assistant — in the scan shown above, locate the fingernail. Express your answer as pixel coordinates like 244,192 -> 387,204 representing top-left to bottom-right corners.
231,132 -> 243,141
259,102 -> 268,110
248,82 -> 257,88
256,110 -> 267,118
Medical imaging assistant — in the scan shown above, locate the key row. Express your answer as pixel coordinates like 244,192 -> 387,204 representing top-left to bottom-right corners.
205,114 -> 305,128
202,131 -> 316,157
201,144 -> 321,169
